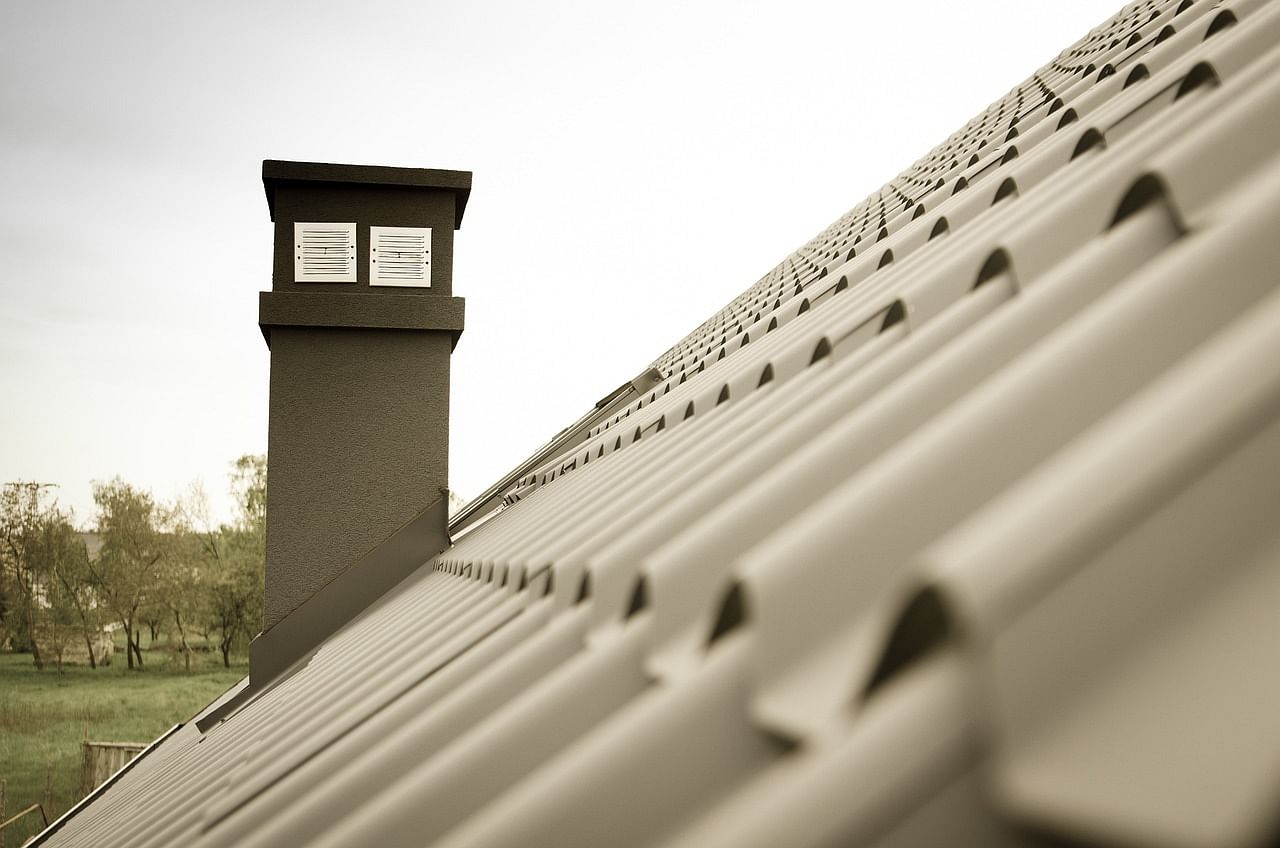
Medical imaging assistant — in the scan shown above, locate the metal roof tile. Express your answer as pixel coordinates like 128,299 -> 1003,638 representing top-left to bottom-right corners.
41,0 -> 1280,844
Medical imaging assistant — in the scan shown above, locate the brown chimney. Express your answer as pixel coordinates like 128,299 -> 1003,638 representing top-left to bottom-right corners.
249,160 -> 470,687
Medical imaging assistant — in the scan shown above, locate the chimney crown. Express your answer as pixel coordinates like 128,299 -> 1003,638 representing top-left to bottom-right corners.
262,160 -> 471,225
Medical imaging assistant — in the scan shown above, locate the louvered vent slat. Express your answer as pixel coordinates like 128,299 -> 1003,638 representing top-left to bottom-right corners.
294,222 -> 356,282
371,226 -> 431,287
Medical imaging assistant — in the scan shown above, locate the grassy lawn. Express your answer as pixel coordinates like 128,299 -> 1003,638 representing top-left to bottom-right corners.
0,639 -> 244,845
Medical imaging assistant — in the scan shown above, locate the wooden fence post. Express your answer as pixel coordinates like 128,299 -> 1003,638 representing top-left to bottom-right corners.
80,741 -> 91,800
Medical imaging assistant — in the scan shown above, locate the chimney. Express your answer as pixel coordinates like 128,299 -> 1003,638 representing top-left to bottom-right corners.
250,160 -> 470,687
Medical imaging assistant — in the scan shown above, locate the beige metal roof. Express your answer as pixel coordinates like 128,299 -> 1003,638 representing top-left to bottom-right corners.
38,0 -> 1280,845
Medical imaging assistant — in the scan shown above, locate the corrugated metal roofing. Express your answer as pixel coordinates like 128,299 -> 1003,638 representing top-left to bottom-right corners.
38,0 -> 1280,844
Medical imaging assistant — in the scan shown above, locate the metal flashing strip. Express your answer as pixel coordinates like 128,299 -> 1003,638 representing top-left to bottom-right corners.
248,490 -> 451,688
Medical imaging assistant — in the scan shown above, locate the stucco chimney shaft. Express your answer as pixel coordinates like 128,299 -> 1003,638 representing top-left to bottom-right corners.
250,159 -> 470,687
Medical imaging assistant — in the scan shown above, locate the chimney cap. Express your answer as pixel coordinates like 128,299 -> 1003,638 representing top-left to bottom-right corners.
262,159 -> 472,227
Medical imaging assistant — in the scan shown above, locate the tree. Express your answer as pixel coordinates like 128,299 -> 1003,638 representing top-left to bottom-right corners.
163,486 -> 217,673
0,482 -> 57,668
221,454 -> 265,664
89,479 -> 166,670
37,511 -> 98,669
230,454 -> 267,534
36,557 -> 77,672
188,456 -> 266,668
202,529 -> 262,668
152,528 -> 201,672
213,455 -> 265,666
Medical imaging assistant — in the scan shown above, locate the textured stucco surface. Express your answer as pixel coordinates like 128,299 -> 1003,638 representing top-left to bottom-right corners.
258,291 -> 464,340
263,326 -> 452,630
259,167 -> 464,633
271,183 -> 456,295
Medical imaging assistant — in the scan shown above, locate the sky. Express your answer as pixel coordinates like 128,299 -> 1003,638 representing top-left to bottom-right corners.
1,0 -> 1122,528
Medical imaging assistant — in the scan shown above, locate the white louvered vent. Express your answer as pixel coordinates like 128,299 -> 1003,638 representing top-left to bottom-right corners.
370,226 -> 431,287
294,222 -> 357,282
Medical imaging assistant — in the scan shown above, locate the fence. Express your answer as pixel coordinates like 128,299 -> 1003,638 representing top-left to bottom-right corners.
0,780 -> 49,848
79,741 -> 147,799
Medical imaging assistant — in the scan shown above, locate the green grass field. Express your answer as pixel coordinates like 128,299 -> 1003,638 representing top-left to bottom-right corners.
0,640 -> 244,845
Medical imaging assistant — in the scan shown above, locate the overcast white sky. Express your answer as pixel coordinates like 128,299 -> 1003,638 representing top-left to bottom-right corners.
1,0 -> 1121,527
